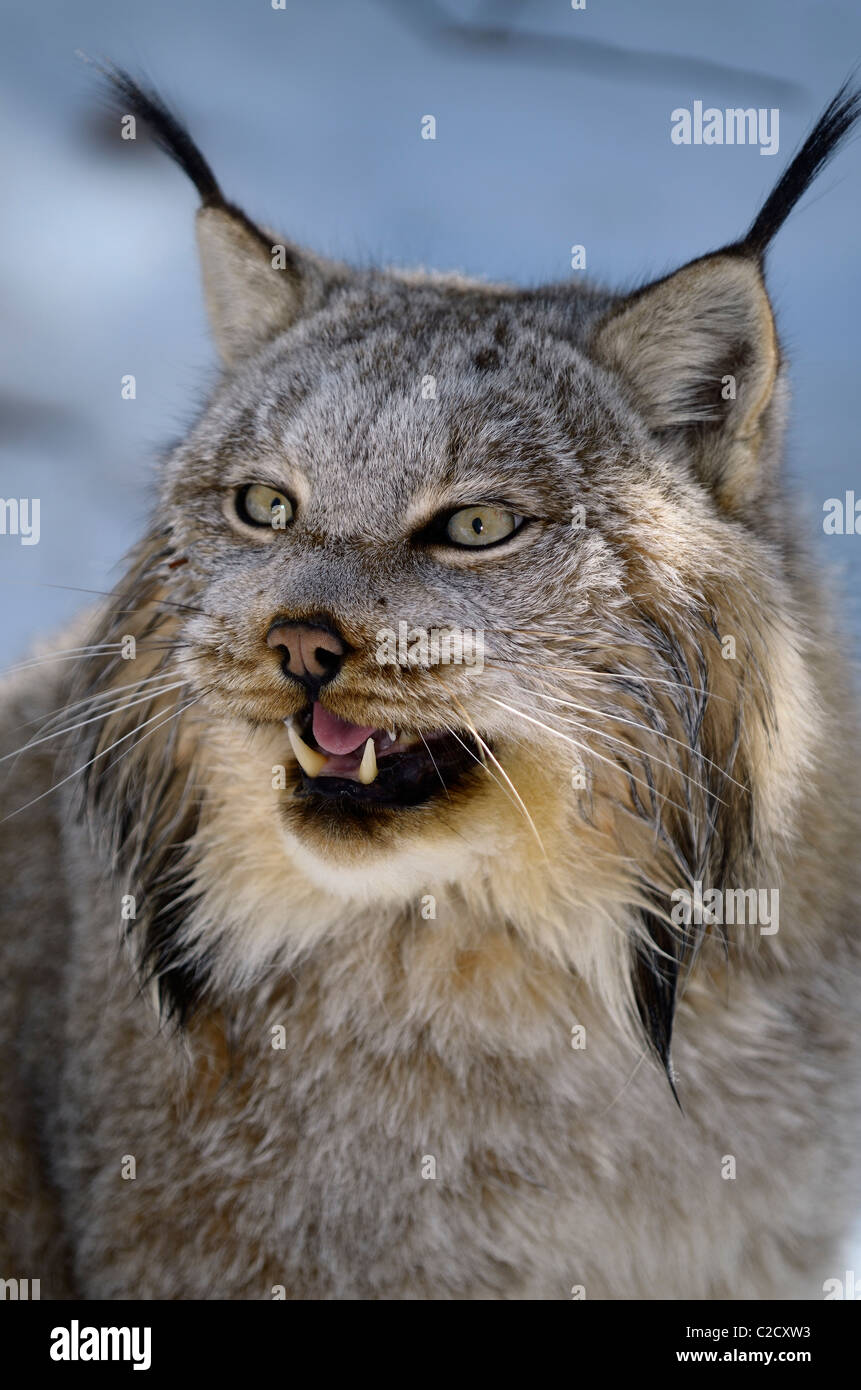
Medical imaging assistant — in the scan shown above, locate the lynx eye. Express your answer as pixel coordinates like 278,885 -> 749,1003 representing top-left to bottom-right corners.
236,483 -> 294,529
445,505 -> 520,548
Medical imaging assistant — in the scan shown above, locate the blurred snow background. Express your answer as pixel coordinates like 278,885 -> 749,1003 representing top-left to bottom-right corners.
0,0 -> 859,1284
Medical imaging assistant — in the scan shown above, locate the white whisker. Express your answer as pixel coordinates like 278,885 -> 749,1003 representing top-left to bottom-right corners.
98,688 -> 212,779
446,694 -> 547,859
486,695 -> 690,817
3,644 -> 127,675
0,681 -> 189,763
0,692 -> 204,824
530,690 -> 738,795
486,656 -> 731,704
417,732 -> 451,801
7,668 -> 188,735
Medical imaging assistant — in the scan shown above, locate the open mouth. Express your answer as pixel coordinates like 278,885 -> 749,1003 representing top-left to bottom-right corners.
286,702 -> 483,808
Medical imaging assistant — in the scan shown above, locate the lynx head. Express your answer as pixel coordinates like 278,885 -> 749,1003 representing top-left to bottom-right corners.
75,73 -> 859,1072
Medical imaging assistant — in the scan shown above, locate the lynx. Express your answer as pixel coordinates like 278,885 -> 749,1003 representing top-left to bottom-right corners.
1,74 -> 859,1299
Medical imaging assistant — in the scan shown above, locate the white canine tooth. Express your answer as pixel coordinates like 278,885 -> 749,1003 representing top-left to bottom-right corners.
287,723 -> 327,778
358,737 -> 378,785
387,729 -> 397,743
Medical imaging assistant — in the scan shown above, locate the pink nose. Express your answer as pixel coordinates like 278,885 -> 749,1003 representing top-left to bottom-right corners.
266,620 -> 347,691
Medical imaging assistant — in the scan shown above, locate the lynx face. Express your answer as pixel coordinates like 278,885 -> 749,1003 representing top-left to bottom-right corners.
70,73 -> 856,1054
163,276 -> 651,868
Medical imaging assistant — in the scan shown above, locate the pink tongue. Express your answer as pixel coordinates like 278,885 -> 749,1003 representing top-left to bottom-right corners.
311,702 -> 376,756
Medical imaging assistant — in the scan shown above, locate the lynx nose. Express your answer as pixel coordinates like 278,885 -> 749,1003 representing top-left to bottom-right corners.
266,619 -> 348,694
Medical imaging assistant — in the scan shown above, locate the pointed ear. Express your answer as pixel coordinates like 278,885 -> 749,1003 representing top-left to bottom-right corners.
97,66 -> 344,365
592,253 -> 779,510
196,206 -> 318,365
590,81 -> 861,511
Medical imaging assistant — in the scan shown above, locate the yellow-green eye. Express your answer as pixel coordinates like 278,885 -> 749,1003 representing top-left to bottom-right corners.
238,483 -> 294,529
445,505 -> 520,548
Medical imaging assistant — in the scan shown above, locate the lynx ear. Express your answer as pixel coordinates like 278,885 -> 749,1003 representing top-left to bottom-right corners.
195,206 -> 315,364
593,81 -> 861,511
592,253 -> 778,509
100,67 -> 342,364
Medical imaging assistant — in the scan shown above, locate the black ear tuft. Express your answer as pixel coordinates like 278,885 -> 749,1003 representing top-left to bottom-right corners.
86,58 -> 225,209
743,79 -> 861,256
